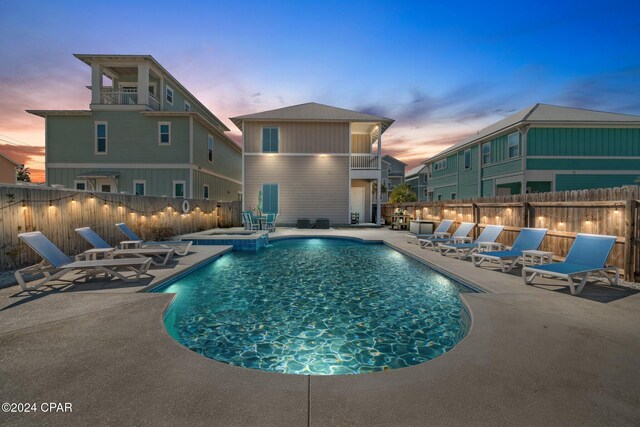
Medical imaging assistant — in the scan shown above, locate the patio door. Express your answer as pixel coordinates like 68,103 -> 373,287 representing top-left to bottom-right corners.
350,187 -> 365,222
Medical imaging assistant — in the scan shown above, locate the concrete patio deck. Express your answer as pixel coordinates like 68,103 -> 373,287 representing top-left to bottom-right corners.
1,228 -> 639,426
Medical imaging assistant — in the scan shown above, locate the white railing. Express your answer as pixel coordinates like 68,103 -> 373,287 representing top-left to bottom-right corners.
350,153 -> 379,169
99,88 -> 160,111
148,93 -> 160,110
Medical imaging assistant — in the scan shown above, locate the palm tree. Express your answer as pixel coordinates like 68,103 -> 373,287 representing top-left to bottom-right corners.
17,165 -> 31,182
389,184 -> 418,203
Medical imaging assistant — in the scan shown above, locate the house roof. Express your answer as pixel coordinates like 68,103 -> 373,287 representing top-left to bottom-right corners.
73,54 -> 230,132
405,165 -> 426,178
230,102 -> 395,133
0,151 -> 21,167
423,103 -> 640,163
382,154 -> 407,166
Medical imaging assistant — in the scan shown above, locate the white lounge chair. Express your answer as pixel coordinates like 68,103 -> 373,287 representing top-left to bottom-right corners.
405,219 -> 454,244
75,227 -> 175,266
522,233 -> 619,295
115,223 -> 192,256
439,225 -> 505,259
15,231 -> 152,291
418,222 -> 476,250
472,228 -> 547,272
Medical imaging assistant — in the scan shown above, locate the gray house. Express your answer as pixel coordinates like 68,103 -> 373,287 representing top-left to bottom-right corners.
28,54 -> 242,200
231,102 -> 394,225
405,165 -> 428,201
381,155 -> 406,202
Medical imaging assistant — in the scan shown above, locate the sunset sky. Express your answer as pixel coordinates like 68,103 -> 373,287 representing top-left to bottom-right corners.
1,0 -> 639,182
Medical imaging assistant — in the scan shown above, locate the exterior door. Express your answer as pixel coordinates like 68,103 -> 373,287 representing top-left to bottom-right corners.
350,187 -> 365,222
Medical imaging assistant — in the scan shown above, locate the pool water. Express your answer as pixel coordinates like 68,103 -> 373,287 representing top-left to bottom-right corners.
157,238 -> 473,375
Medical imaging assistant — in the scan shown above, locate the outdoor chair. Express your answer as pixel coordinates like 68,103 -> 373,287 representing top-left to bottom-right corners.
405,219 -> 454,244
75,227 -> 175,266
439,225 -> 505,259
263,213 -> 277,232
115,223 -> 192,255
418,222 -> 475,250
471,228 -> 547,272
242,213 -> 261,231
522,233 -> 619,295
15,231 -> 152,291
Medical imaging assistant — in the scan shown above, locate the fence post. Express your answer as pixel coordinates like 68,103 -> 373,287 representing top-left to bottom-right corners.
472,202 -> 479,239
624,199 -> 637,281
523,202 -> 531,228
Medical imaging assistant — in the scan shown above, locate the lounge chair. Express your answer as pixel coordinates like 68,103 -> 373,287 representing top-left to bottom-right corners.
418,222 -> 475,250
405,220 -> 454,244
522,233 -> 619,295
15,231 -> 152,291
75,227 -> 175,266
115,223 -> 192,256
471,228 -> 548,272
439,225 -> 505,259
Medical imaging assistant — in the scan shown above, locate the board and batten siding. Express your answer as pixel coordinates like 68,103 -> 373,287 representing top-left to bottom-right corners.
192,120 -> 242,182
527,127 -> 640,156
243,121 -> 350,153
47,112 -> 190,164
243,155 -> 349,225
0,156 -> 17,184
351,134 -> 371,153
457,145 -> 479,199
192,169 -> 242,201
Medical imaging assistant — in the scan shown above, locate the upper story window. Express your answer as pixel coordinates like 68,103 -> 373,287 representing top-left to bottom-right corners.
203,185 -> 209,200
423,174 -> 428,183
184,101 -> 191,112
207,134 -> 214,163
262,127 -> 279,153
158,122 -> 171,145
464,149 -> 472,170
508,132 -> 520,158
95,122 -> 107,154
433,158 -> 447,171
482,143 -> 492,165
166,86 -> 174,105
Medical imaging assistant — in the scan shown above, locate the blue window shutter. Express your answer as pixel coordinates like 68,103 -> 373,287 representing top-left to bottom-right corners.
262,184 -> 270,212
271,128 -> 279,152
262,184 -> 278,213
262,128 -> 271,152
270,185 -> 278,213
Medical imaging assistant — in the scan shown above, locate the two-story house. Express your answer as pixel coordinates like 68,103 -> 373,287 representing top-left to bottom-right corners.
28,54 -> 242,200
380,154 -> 406,202
231,102 -> 394,225
423,103 -> 640,201
405,165 -> 428,201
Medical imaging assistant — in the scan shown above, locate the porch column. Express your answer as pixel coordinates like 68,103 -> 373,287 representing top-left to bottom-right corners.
377,174 -> 382,225
91,63 -> 103,104
137,63 -> 150,106
377,123 -> 382,225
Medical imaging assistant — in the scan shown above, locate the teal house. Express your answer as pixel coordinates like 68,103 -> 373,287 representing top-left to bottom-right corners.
28,54 -> 242,200
381,155 -> 406,202
423,104 -> 640,201
405,165 -> 428,201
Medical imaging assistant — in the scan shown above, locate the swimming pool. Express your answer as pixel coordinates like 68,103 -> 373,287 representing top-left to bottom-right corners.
157,238 -> 473,375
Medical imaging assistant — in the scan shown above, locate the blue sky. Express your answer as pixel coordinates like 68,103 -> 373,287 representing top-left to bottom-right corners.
1,0 -> 639,180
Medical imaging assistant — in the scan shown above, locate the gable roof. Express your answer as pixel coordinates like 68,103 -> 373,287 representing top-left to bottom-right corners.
405,165 -> 426,178
0,151 -> 21,167
230,102 -> 394,133
423,103 -> 640,163
382,154 -> 407,166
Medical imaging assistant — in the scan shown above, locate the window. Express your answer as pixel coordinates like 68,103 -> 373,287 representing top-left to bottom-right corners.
433,158 -> 448,171
508,132 -> 520,158
423,188 -> 429,196
203,185 -> 209,200
423,174 -> 428,183
158,122 -> 171,145
437,194 -> 442,201
451,193 -> 456,200
173,180 -> 186,198
95,122 -> 107,154
262,183 -> 279,213
184,101 -> 191,112
166,86 -> 173,104
74,180 -> 87,191
207,134 -> 214,162
262,127 -> 279,153
133,180 -> 146,196
464,149 -> 472,170
101,184 -> 111,193
482,143 -> 491,165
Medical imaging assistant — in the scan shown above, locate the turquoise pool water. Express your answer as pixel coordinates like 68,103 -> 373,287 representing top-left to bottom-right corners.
157,238 -> 473,375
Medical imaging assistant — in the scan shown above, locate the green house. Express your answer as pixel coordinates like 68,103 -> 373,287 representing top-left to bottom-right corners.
423,104 -> 640,201
28,54 -> 242,200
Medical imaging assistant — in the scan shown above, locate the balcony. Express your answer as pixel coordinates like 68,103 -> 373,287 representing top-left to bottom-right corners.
98,88 -> 160,110
350,153 -> 379,169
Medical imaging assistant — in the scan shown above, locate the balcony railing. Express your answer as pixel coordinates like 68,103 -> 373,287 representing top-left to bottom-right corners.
99,88 -> 160,110
350,153 -> 379,169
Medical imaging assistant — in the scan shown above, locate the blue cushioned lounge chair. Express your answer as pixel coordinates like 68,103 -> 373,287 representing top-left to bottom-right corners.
439,225 -> 505,259
115,223 -> 192,256
471,228 -> 547,272
522,233 -> 619,295
15,231 -> 152,291
76,227 -> 175,266
405,220 -> 454,244
419,222 -> 475,250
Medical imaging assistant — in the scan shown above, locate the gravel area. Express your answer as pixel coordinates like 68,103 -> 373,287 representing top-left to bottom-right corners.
0,270 -> 17,288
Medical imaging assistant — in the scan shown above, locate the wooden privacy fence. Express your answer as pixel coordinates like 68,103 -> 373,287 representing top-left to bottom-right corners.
0,185 -> 242,270
384,185 -> 640,282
